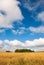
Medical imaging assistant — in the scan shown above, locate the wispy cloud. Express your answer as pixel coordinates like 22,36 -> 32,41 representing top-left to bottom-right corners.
21,0 -> 44,23
12,26 -> 44,34
21,0 -> 44,11
12,27 -> 26,35
29,26 -> 44,33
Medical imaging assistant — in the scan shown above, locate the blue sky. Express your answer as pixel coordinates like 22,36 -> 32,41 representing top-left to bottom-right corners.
0,0 -> 44,51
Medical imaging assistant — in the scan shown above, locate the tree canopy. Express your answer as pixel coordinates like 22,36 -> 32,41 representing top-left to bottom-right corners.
15,49 -> 34,52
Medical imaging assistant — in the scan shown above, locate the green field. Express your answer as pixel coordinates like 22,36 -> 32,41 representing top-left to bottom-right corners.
0,52 -> 44,65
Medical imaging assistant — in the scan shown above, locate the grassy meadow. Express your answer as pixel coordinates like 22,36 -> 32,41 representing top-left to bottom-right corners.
0,52 -> 44,65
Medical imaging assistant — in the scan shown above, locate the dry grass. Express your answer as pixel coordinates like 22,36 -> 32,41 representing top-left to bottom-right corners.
0,52 -> 44,65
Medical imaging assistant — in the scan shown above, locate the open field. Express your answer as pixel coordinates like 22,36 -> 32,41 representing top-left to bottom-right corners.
0,52 -> 44,65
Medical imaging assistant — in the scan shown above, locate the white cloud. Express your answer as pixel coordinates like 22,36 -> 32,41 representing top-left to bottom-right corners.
0,40 -> 3,45
37,11 -> 44,22
0,0 -> 24,28
25,38 -> 44,51
2,40 -> 25,51
4,40 -> 24,46
25,38 -> 44,47
0,38 -> 44,51
29,26 -> 44,33
0,40 -> 4,51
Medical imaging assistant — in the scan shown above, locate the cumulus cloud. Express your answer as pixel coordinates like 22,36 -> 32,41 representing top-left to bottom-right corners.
0,0 -> 24,28
29,26 -> 44,33
24,38 -> 44,51
0,40 -> 3,45
0,40 -> 4,51
4,40 -> 24,46
25,38 -> 44,47
0,38 -> 44,51
0,40 -> 25,51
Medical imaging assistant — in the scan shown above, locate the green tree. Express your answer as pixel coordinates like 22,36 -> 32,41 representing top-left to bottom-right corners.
15,49 -> 34,52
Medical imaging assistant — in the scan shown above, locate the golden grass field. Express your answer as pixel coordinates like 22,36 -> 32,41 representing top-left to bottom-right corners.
0,52 -> 44,65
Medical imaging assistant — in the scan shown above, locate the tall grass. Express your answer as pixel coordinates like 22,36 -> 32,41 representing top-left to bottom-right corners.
0,52 -> 44,65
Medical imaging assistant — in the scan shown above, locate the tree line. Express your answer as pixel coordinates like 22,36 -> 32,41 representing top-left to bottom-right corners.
6,49 -> 34,52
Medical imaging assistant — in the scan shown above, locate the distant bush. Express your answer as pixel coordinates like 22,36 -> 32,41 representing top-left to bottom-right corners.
15,49 -> 34,52
6,51 -> 11,52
